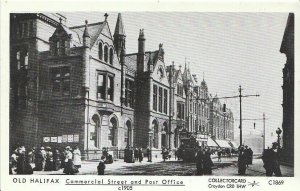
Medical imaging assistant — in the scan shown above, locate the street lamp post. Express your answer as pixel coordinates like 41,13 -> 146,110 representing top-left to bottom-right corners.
276,128 -> 282,148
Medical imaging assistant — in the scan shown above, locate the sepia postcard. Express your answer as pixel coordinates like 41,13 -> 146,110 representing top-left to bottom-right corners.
0,1 -> 299,191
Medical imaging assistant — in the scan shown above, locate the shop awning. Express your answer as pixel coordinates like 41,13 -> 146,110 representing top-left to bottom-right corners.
206,136 -> 218,147
215,139 -> 232,148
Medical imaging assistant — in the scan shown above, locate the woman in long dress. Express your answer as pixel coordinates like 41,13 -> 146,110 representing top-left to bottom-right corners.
63,146 -> 78,175
203,147 -> 214,175
73,146 -> 82,169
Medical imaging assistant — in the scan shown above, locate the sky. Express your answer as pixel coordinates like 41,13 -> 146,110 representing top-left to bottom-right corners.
62,12 -> 289,150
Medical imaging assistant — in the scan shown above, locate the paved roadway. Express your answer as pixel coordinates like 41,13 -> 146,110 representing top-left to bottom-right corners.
30,155 -> 293,176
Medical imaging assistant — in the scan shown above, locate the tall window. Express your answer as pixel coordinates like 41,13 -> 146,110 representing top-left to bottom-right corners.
98,42 -> 103,60
177,84 -> 183,96
125,79 -> 134,108
51,66 -> 70,96
158,87 -> 163,113
177,102 -> 185,119
163,89 -> 168,114
55,41 -> 60,55
153,85 -> 157,111
16,49 -> 29,70
107,75 -> 114,101
97,74 -> 105,99
97,72 -> 114,101
104,45 -> 108,62
109,48 -> 113,64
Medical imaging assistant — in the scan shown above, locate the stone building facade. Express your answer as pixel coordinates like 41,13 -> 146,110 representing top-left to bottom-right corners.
280,13 -> 294,165
10,13 -> 234,156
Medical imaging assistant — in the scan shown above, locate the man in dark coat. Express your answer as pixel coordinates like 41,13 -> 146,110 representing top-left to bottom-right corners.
97,156 -> 106,175
262,142 -> 282,177
138,148 -> 143,162
33,148 -> 44,171
238,146 -> 247,175
134,148 -> 139,161
52,148 -> 61,171
16,147 -> 33,175
203,147 -> 213,175
195,147 -> 204,175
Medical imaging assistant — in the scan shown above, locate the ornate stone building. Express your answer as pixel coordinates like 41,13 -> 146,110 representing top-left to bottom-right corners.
10,13 -> 234,158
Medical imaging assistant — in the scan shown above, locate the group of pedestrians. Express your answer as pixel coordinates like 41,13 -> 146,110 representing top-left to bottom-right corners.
237,145 -> 253,175
10,145 -> 82,175
195,146 -> 214,175
133,147 -> 144,162
262,142 -> 282,177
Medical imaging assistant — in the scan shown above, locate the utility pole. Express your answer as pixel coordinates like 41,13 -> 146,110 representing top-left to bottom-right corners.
263,112 -> 265,150
198,85 -> 259,146
239,85 -> 242,146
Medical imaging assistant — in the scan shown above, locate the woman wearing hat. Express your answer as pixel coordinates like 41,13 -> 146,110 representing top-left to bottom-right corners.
44,147 -> 54,171
63,146 -> 78,175
73,146 -> 82,170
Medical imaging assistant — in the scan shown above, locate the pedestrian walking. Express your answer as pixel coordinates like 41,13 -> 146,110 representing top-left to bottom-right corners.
33,147 -> 45,171
147,147 -> 152,162
238,146 -> 247,175
73,146 -> 82,169
248,148 -> 253,165
63,146 -> 78,175
40,146 -> 47,169
138,148 -> 143,162
52,148 -> 61,171
244,145 -> 250,167
162,147 -> 168,162
134,148 -> 139,161
262,142 -> 282,177
44,147 -> 54,171
16,146 -> 33,174
203,147 -> 213,175
195,147 -> 204,175
97,156 -> 106,175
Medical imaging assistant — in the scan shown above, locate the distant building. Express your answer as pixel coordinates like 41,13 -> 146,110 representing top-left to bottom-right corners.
280,13 -> 294,165
10,13 -> 234,158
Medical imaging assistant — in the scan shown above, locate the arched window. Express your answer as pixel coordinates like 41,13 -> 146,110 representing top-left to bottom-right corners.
125,120 -> 132,147
161,122 -> 168,148
92,115 -> 100,148
104,45 -> 108,63
98,42 -> 103,60
109,117 -> 118,146
152,120 -> 159,149
109,48 -> 113,64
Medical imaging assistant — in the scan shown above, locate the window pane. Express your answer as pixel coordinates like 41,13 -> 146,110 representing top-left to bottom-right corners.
99,43 -> 103,60
107,76 -> 114,101
153,85 -> 157,111
104,46 -> 108,62
97,74 -> 105,99
52,79 -> 60,96
62,79 -> 70,96
159,87 -> 162,112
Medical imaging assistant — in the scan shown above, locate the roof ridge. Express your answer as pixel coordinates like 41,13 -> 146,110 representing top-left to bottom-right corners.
70,22 -> 104,29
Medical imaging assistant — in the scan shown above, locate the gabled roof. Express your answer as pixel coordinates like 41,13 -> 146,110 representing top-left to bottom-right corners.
70,22 -> 105,48
50,24 -> 82,47
124,49 -> 162,73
